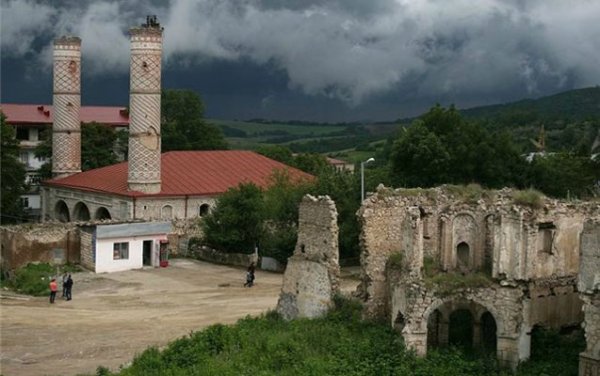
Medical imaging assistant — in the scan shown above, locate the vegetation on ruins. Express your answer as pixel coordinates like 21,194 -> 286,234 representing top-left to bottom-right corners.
0,113 -> 27,224
511,189 -> 544,209
94,296 -> 583,376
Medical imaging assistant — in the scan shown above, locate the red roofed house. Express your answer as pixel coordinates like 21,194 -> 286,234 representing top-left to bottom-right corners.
0,103 -> 129,217
42,150 -> 312,222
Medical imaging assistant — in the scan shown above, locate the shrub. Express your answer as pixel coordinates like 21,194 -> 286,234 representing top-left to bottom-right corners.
512,189 -> 544,209
387,252 -> 404,270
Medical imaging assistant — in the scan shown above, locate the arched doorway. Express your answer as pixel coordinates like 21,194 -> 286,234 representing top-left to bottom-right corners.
54,200 -> 70,222
73,202 -> 90,221
457,242 -> 470,270
480,311 -> 497,352
449,309 -> 474,350
427,309 -> 443,349
95,207 -> 112,220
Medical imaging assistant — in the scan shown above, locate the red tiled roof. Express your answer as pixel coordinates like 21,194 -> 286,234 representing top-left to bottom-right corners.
0,103 -> 129,126
44,150 -> 313,197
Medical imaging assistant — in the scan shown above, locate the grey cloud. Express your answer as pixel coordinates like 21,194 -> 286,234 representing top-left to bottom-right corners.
2,0 -> 599,106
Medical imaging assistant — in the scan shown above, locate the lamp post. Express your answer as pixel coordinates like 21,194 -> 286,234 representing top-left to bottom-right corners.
361,157 -> 375,202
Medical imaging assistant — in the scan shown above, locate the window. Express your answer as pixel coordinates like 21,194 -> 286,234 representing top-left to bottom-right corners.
199,204 -> 210,217
20,197 -> 29,208
538,222 -> 556,254
113,242 -> 129,260
19,152 -> 29,165
16,127 -> 29,140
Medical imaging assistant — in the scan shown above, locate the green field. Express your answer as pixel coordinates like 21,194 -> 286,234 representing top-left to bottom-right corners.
207,119 -> 347,137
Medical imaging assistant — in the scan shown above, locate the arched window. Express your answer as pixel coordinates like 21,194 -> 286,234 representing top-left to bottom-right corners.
95,207 -> 112,220
199,204 -> 210,217
161,205 -> 173,219
54,200 -> 70,222
73,202 -> 90,221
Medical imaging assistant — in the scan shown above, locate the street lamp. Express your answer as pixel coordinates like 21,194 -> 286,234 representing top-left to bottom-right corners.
361,157 -> 375,202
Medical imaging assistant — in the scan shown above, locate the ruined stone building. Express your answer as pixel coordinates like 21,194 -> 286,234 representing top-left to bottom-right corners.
277,195 -> 340,320
356,185 -> 599,369
579,219 -> 600,376
40,16 -> 310,223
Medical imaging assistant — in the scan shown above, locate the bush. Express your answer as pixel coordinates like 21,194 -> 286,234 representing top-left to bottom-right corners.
4,262 -> 80,297
512,189 -> 544,209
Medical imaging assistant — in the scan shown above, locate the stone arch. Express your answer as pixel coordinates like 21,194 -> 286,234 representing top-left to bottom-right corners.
94,207 -> 112,220
54,200 -> 70,222
73,202 -> 91,221
423,297 -> 505,337
161,204 -> 173,219
448,309 -> 474,349
198,203 -> 210,217
423,298 -> 501,354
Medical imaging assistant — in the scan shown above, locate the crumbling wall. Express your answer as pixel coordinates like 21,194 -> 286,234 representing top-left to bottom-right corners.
579,218 -> 600,376
277,195 -> 339,320
0,223 -> 81,271
357,185 -> 598,370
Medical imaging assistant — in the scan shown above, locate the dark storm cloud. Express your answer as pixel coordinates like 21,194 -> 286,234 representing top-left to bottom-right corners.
1,0 -> 599,120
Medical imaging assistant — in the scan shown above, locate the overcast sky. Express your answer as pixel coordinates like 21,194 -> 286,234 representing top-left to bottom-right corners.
2,0 -> 599,122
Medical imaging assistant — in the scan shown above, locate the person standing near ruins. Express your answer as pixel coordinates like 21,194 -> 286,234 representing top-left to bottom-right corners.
64,274 -> 73,301
244,263 -> 256,287
49,278 -> 58,304
61,271 -> 69,299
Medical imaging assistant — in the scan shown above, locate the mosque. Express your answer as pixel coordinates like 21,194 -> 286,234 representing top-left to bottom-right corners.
42,16 -> 311,222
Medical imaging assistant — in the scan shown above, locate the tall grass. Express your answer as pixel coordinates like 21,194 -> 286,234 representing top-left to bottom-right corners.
94,296 -> 582,376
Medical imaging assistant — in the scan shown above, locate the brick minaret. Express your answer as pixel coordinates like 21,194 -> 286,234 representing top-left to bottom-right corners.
127,16 -> 163,193
52,36 -> 81,178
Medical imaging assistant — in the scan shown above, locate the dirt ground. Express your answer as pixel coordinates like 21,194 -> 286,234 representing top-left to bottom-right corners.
0,259 -> 360,376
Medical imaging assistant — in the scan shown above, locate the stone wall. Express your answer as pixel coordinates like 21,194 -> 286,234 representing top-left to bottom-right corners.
188,245 -> 258,268
579,219 -> 600,376
277,195 -> 340,320
0,223 -> 80,271
79,227 -> 95,270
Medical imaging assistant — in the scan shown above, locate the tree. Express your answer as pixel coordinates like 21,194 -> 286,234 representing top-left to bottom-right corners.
525,153 -> 599,198
161,89 -> 228,151
255,145 -> 294,165
35,123 -> 123,178
390,120 -> 451,187
1,113 -> 27,223
293,153 -> 330,175
202,183 -> 264,253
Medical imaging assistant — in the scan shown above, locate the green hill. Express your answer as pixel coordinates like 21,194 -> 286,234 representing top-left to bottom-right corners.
209,87 -> 600,157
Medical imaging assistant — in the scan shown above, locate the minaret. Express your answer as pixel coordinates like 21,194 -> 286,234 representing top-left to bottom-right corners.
127,15 -> 163,193
52,36 -> 81,178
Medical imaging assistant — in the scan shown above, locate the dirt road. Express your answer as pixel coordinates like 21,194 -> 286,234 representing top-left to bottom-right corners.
1,259 -> 287,376
1,259 -> 361,376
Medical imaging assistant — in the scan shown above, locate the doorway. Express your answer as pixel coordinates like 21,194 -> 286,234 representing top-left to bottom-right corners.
143,240 -> 153,266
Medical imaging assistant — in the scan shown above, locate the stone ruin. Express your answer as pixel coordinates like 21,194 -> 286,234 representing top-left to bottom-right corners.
355,185 -> 600,370
277,195 -> 340,320
579,219 -> 600,376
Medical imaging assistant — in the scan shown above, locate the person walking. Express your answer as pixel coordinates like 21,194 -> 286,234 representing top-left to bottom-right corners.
49,278 -> 58,304
244,263 -> 256,287
64,274 -> 73,301
61,271 -> 69,299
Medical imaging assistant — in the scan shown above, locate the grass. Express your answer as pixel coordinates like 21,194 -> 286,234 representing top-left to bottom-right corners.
387,252 -> 404,270
425,272 -> 493,296
3,262 -> 80,296
444,184 -> 493,204
512,189 -> 544,209
94,296 -> 581,376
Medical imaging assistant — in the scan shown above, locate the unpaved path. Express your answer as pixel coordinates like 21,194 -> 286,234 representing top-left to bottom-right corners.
0,259 -> 361,376
1,259 -> 283,376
